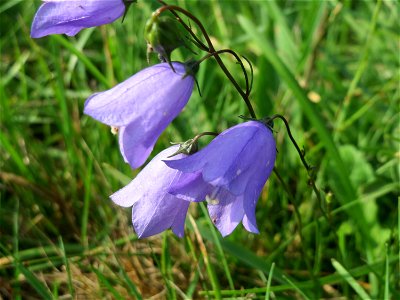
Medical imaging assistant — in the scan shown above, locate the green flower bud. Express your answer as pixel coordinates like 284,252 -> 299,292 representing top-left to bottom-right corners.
168,139 -> 198,157
145,15 -> 186,63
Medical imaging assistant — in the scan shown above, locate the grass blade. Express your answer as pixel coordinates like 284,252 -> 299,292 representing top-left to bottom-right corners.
384,243 -> 390,300
282,275 -> 311,300
18,263 -> 52,300
50,35 -> 110,88
331,258 -> 370,300
265,262 -> 275,300
92,267 -> 124,300
58,237 -> 74,298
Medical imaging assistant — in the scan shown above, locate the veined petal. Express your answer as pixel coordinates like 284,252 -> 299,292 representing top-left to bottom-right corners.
242,214 -> 259,234
166,121 -> 272,190
167,172 -> 211,202
207,190 -> 244,237
84,62 -> 194,127
111,146 -> 191,238
170,200 -> 191,238
132,194 -> 189,238
31,0 -> 125,38
85,62 -> 194,169
166,121 -> 276,236
118,122 -> 156,169
164,122 -> 258,174
110,147 -> 182,207
242,144 -> 275,233
211,124 -> 271,194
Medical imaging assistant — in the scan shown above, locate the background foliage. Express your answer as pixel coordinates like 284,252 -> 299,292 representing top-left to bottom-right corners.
1,0 -> 399,299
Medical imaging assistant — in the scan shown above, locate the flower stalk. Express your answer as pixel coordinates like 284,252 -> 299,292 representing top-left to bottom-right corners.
155,3 -> 257,119
168,131 -> 219,157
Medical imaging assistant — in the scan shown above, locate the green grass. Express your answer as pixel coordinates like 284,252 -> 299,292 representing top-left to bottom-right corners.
1,0 -> 399,298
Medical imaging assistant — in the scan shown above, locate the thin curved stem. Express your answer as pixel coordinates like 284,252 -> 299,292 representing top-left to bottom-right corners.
194,49 -> 250,97
241,55 -> 254,97
273,168 -> 316,282
270,114 -> 312,171
157,0 -> 209,51
271,115 -> 343,268
267,114 -> 329,220
155,4 -> 256,119
168,131 -> 219,158
193,131 -> 219,143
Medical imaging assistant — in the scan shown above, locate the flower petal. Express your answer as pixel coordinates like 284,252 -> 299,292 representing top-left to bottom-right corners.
164,122 -> 258,174
165,121 -> 271,193
216,124 -> 272,194
167,121 -> 276,236
31,0 -> 125,38
242,214 -> 259,234
84,62 -> 193,127
118,122 -> 156,169
132,194 -> 189,238
242,136 -> 276,233
110,147 -> 181,207
170,200 -> 191,238
111,146 -> 191,238
207,190 -> 244,237
167,172 -> 211,202
85,62 -> 194,169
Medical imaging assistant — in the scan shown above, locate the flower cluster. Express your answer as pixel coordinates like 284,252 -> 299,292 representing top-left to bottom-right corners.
31,1 -> 277,238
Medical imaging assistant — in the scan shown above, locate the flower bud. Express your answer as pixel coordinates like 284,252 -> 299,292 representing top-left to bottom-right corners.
145,15 -> 186,63
169,139 -> 198,157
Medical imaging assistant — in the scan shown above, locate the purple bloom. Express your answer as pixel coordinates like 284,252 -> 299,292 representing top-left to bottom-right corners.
84,62 -> 195,169
111,146 -> 196,238
31,0 -> 125,38
164,121 -> 276,236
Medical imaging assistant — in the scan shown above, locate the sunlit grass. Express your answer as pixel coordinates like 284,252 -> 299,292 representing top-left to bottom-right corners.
1,0 -> 399,298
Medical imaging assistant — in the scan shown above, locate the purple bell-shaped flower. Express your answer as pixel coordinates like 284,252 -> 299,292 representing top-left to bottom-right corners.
84,62 -> 195,169
165,121 -> 276,236
111,146 -> 197,238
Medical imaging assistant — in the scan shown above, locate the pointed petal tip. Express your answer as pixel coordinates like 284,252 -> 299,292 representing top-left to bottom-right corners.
242,215 -> 259,234
220,231 -> 230,238
172,229 -> 184,238
110,190 -> 135,208
217,225 -> 237,237
136,232 -> 145,239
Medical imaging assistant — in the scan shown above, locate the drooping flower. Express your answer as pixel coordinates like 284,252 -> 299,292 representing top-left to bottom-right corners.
164,121 -> 276,236
31,0 -> 126,38
111,146 -> 199,238
84,62 -> 195,169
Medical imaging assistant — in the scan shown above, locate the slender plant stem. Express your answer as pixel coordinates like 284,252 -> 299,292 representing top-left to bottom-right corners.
157,0 -> 209,51
168,131 -> 219,157
155,4 -> 256,118
193,131 -> 219,141
268,115 -> 323,202
241,55 -> 254,97
194,49 -> 250,96
271,114 -> 344,268
273,168 -> 317,288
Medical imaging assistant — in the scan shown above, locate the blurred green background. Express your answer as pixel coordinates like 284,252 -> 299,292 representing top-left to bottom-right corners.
1,0 -> 399,299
